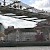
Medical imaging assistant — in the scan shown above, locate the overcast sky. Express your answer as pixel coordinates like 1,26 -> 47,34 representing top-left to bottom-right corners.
22,0 -> 50,11
0,0 -> 50,11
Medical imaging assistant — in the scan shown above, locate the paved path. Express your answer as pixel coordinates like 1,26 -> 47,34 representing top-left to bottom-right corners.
0,47 -> 50,50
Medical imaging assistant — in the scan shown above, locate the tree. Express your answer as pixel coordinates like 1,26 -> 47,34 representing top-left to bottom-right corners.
0,2 -> 1,5
13,4 -> 16,8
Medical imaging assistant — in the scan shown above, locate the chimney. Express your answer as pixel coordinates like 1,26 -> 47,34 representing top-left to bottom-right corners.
8,26 -> 14,30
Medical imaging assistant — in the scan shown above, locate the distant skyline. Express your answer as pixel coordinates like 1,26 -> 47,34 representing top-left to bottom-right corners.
0,0 -> 50,11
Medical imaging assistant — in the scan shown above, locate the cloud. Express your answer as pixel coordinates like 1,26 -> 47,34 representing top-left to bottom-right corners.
29,0 -> 33,3
29,0 -> 50,11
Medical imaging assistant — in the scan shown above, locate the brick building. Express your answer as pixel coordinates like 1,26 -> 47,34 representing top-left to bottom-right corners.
4,26 -> 36,42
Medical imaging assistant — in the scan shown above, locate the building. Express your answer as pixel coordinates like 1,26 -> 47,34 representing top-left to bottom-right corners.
0,23 -> 5,41
4,26 -> 36,42
19,28 -> 36,41
4,24 -> 50,42
0,23 -> 5,33
34,20 -> 50,41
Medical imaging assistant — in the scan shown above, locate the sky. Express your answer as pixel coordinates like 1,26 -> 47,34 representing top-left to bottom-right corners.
22,0 -> 50,11
0,0 -> 50,11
